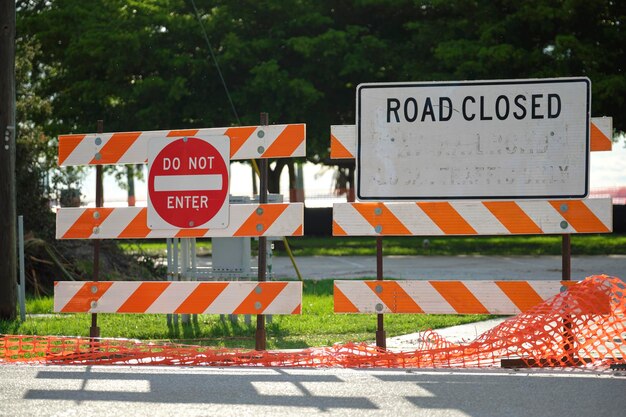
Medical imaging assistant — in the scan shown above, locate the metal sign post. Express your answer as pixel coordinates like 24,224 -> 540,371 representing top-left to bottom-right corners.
18,215 -> 25,322
256,112 -> 270,351
376,236 -> 386,349
91,119 -> 104,339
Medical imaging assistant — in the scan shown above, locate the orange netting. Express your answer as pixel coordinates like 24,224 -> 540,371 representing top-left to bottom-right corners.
2,275 -> 624,369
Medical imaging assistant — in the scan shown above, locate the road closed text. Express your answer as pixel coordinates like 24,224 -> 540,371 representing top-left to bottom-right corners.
386,93 -> 562,123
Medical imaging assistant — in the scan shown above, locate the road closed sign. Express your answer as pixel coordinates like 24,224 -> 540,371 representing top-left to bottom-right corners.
357,78 -> 591,200
148,135 -> 229,229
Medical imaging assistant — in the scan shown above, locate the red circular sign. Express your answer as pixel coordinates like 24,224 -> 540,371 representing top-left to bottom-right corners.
148,137 -> 228,228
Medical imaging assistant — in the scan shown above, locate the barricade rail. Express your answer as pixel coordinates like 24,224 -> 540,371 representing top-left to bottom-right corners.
3,275 -> 624,369
53,121 -> 307,347
54,281 -> 302,315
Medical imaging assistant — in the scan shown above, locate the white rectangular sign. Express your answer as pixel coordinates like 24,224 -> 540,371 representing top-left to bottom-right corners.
357,78 -> 590,200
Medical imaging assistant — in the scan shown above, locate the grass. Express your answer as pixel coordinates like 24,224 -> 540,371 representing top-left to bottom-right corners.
0,280 -> 491,350
283,234 -> 626,256
120,234 -> 626,257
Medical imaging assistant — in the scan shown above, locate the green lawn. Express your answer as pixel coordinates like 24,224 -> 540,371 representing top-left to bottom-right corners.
0,279 -> 491,349
121,234 -> 626,257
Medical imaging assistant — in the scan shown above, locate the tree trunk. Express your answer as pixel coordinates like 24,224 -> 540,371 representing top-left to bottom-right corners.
127,165 -> 136,206
267,159 -> 287,195
0,0 -> 17,319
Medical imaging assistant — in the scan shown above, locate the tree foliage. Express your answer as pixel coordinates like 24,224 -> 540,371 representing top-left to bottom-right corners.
15,0 -> 626,199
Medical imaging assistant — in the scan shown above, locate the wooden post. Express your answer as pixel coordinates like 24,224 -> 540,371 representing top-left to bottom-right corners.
255,112 -> 269,351
90,120 -> 104,338
561,233 -> 576,363
376,236 -> 386,349
562,234 -> 571,281
0,0 -> 17,320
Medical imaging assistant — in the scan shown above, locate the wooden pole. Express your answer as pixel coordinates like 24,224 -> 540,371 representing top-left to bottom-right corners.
375,236 -> 386,349
90,120 -> 104,338
0,0 -> 17,320
562,234 -> 571,281
255,112 -> 269,351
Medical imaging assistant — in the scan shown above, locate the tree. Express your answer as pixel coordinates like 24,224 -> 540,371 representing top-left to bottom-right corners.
1,0 -> 17,320
17,0 -> 626,197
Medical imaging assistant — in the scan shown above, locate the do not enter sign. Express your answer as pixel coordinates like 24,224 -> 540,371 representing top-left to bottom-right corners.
148,135 -> 229,229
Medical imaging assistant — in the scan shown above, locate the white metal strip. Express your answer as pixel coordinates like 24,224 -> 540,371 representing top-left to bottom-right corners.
154,175 -> 222,192
264,283 -> 302,314
145,284 -> 196,314
332,203 -> 374,235
452,202 -> 509,235
388,203 -> 444,235
53,282 -> 83,312
516,200 -> 565,232
463,281 -> 519,315
530,281 -> 568,301
203,282 -> 252,314
263,204 -> 302,237
335,281 -> 388,313
400,282 -> 457,314
95,282 -> 143,313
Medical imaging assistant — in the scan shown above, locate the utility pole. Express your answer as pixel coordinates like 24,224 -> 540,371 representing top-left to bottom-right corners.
0,0 -> 17,320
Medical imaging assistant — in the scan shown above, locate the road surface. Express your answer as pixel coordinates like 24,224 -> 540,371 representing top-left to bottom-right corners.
207,254 -> 626,281
1,365 -> 624,417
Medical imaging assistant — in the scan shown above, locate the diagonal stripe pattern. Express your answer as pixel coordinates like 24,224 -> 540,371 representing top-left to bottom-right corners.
54,281 -> 302,315
334,280 -> 581,315
333,199 -> 611,236
56,203 -> 304,239
58,124 -> 306,166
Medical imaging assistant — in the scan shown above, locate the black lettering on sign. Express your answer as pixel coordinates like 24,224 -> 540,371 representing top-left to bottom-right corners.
462,96 -> 476,121
387,98 -> 400,123
382,91 -> 563,123
495,95 -> 510,120
531,94 -> 544,119
439,97 -> 452,121
404,97 -> 418,122
513,95 -> 527,120
548,93 -> 561,118
479,96 -> 493,120
421,97 -> 435,122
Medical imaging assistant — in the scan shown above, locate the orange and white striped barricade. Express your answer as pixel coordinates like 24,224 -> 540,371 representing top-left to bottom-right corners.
56,204 -> 304,239
333,280 -> 613,315
59,124 -> 305,166
330,117 -> 612,160
55,281 -> 302,315
329,98 -> 614,350
55,124 -> 306,239
55,123 -> 306,327
332,199 -> 612,236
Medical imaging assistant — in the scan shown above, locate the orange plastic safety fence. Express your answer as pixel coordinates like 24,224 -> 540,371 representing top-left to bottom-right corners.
2,275 -> 624,369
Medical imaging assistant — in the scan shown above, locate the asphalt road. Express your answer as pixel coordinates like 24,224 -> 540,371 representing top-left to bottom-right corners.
1,365 -> 625,417
263,254 -> 626,281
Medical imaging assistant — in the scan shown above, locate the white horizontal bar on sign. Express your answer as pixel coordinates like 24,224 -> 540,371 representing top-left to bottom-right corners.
56,203 -> 304,239
332,199 -> 612,236
57,124 -> 306,166
154,174 -> 222,191
330,117 -> 612,159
